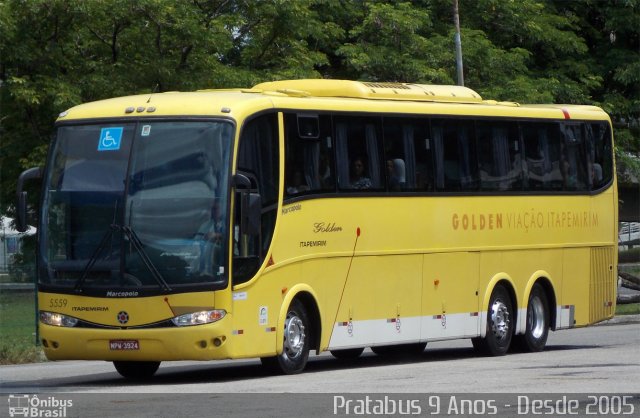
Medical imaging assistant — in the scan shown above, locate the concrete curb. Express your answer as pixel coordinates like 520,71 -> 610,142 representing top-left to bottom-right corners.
597,314 -> 640,326
0,283 -> 34,291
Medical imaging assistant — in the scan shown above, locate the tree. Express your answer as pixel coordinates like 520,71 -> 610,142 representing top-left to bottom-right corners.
0,0 -> 330,214
558,0 -> 640,179
1,0 -> 638,217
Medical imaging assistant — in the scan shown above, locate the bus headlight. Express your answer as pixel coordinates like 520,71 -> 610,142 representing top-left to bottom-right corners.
171,310 -> 226,327
40,311 -> 79,327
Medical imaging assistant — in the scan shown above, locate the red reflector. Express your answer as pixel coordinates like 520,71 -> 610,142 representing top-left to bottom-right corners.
561,108 -> 571,119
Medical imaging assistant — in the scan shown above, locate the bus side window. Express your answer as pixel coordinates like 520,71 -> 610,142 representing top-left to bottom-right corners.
284,113 -> 335,198
432,119 -> 478,192
560,123 -> 589,191
477,121 -> 522,191
522,123 -> 563,191
233,113 -> 279,284
382,118 -> 433,192
586,122 -> 613,191
335,116 -> 383,191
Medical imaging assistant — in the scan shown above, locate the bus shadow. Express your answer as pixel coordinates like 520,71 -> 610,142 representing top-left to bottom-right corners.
10,343 -> 604,389
148,346 -> 486,384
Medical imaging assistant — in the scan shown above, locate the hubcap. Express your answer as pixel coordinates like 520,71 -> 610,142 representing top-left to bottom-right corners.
528,296 -> 546,339
284,313 -> 305,359
490,299 -> 510,341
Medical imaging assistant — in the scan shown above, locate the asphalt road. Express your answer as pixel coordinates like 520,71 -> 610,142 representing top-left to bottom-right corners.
2,321 -> 639,417
2,320 -> 639,394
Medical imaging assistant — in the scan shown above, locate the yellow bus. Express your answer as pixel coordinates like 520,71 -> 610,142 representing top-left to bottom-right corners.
17,79 -> 617,378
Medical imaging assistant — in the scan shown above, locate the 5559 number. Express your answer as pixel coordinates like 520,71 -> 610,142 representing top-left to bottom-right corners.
49,298 -> 67,308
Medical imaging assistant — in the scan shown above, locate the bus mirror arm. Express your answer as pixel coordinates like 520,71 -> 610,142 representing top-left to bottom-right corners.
232,173 -> 251,189
16,167 -> 42,233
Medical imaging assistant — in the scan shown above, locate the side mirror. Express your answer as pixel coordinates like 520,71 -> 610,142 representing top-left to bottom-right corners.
16,167 -> 42,232
240,192 -> 261,236
232,173 -> 261,236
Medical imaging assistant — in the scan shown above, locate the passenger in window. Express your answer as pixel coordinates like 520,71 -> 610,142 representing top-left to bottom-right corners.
317,154 -> 333,189
387,158 -> 406,191
286,170 -> 310,194
591,162 -> 603,185
350,157 -> 372,189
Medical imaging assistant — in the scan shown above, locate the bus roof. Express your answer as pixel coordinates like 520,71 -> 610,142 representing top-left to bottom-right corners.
57,79 -> 610,123
253,79 -> 484,103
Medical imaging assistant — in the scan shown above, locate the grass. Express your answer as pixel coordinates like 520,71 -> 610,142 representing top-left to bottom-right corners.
616,303 -> 640,316
619,248 -> 640,264
0,291 -> 44,364
619,264 -> 640,277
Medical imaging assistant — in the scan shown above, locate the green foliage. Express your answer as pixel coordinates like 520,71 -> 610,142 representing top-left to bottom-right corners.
616,303 -> 640,316
336,2 -> 443,82
1,0 -> 638,216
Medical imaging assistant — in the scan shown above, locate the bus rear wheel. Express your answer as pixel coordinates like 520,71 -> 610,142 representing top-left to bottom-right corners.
473,284 -> 513,356
513,284 -> 549,352
261,299 -> 310,374
113,361 -> 160,380
330,348 -> 365,359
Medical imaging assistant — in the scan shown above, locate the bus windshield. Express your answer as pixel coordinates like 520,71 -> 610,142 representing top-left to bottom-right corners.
39,121 -> 233,295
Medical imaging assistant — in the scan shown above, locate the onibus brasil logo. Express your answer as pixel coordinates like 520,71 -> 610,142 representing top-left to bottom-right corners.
7,394 -> 72,417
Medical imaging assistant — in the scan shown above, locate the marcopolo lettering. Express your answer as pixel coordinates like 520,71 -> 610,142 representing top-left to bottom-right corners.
106,291 -> 139,297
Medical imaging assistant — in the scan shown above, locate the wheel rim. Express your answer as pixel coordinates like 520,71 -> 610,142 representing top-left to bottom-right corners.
490,299 -> 510,341
284,312 -> 305,359
528,295 -> 546,339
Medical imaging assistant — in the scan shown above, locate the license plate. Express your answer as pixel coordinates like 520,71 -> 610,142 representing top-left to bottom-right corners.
109,340 -> 140,350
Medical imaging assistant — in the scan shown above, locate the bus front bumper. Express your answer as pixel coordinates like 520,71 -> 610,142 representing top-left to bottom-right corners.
39,320 -> 233,361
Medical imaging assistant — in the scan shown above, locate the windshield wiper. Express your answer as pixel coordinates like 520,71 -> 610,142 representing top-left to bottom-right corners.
74,224 -> 119,294
120,226 -> 172,292
74,224 -> 172,293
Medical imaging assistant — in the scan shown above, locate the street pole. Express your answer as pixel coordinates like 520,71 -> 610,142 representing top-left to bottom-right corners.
453,0 -> 464,86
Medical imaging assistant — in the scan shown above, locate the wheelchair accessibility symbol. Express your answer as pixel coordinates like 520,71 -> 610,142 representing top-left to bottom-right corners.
98,127 -> 123,151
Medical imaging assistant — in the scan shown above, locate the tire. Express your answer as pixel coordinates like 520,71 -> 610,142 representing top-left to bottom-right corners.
330,348 -> 365,360
113,361 -> 160,380
473,285 -> 513,356
513,284 -> 550,352
371,342 -> 427,357
261,299 -> 310,374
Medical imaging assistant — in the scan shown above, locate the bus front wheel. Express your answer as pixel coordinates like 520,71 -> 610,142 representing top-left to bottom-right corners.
513,283 -> 549,352
261,299 -> 310,374
473,285 -> 513,356
113,361 -> 160,380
